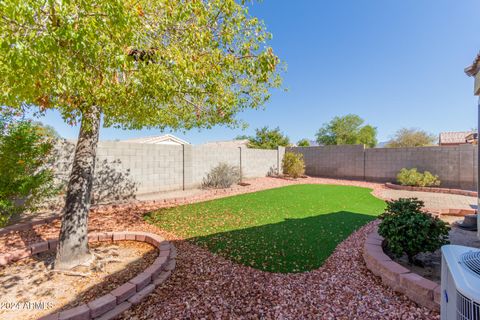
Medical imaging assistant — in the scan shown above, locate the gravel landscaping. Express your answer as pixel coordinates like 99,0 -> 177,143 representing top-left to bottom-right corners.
122,221 -> 438,320
0,177 -> 439,319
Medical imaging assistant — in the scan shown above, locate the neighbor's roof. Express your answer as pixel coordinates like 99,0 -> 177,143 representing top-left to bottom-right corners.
439,131 -> 474,145
200,139 -> 250,148
121,134 -> 190,145
465,52 -> 480,76
466,132 -> 478,144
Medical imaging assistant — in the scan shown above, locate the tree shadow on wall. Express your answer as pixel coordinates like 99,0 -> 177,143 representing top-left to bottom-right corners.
49,140 -> 138,208
188,211 -> 376,273
91,159 -> 138,205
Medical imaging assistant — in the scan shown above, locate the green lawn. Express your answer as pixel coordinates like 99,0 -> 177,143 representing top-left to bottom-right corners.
145,184 -> 385,273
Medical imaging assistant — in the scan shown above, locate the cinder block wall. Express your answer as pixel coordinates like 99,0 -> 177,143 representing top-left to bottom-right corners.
97,142 -> 184,194
289,144 -> 478,190
54,141 -> 283,196
242,148 -> 280,178
364,145 -> 477,189
190,146 -> 241,187
287,145 -> 365,180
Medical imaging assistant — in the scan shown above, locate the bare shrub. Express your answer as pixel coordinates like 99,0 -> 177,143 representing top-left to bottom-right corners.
282,152 -> 305,178
202,163 -> 240,189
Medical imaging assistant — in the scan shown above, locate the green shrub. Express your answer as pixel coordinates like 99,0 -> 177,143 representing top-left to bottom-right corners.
396,168 -> 440,187
282,152 -> 305,178
378,198 -> 450,263
0,120 -> 59,226
202,163 -> 240,189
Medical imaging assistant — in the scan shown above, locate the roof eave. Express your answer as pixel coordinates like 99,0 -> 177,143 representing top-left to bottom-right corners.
465,65 -> 478,77
465,53 -> 480,77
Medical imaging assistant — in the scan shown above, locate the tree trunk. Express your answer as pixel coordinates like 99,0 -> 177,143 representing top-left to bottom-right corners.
55,106 -> 100,270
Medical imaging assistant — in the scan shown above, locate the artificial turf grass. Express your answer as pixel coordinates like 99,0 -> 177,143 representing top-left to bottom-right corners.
145,184 -> 386,273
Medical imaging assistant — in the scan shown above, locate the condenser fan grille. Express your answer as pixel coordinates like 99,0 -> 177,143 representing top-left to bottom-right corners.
461,251 -> 480,277
457,291 -> 480,320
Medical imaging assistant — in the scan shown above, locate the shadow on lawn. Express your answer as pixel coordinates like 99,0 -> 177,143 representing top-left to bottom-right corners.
189,211 -> 376,273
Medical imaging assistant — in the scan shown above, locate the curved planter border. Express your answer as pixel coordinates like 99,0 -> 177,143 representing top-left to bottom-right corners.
0,231 -> 176,320
385,182 -> 477,198
363,225 -> 440,311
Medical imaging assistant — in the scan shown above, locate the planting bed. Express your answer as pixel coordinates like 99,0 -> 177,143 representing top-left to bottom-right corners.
385,182 -> 477,198
0,231 -> 175,320
363,226 -> 441,311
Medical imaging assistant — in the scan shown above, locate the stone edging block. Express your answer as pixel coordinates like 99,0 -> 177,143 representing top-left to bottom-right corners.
385,182 -> 477,198
363,226 -> 440,311
0,231 -> 175,320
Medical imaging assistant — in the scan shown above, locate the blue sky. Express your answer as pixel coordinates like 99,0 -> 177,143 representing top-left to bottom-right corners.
32,0 -> 480,144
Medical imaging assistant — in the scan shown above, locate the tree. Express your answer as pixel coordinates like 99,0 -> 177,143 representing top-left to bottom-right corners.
235,134 -> 251,140
385,128 -> 436,148
247,126 -> 290,149
315,114 -> 377,147
32,121 -> 61,139
0,0 -> 281,269
297,139 -> 310,147
0,119 -> 58,226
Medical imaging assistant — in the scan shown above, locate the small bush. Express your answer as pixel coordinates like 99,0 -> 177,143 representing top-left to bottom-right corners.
282,152 -> 305,178
0,120 -> 59,226
202,163 -> 240,189
378,198 -> 450,263
396,168 -> 440,187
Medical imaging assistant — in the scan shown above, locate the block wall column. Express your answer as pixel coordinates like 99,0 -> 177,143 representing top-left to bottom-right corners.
277,146 -> 286,175
182,144 -> 193,190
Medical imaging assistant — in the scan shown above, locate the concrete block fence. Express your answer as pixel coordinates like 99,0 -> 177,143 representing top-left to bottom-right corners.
289,144 -> 478,190
53,141 -> 477,202
54,141 -> 285,198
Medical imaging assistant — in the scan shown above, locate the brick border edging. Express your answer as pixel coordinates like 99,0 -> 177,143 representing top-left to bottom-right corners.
385,182 -> 477,198
0,231 -> 176,320
363,225 -> 440,311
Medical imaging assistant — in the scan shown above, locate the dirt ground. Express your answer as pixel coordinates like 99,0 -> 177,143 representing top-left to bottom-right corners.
0,241 -> 157,320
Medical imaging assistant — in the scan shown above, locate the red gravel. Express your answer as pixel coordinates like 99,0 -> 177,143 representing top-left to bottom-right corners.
121,222 -> 438,320
0,177 -> 439,319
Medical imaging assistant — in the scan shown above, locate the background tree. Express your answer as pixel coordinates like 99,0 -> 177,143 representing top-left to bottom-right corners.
247,126 -> 290,149
385,128 -> 436,148
235,134 -> 251,140
315,114 -> 377,147
297,139 -> 310,147
32,121 -> 61,139
0,0 -> 281,269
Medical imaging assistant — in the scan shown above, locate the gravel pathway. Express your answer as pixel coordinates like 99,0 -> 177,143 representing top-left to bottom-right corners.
0,177 -> 439,319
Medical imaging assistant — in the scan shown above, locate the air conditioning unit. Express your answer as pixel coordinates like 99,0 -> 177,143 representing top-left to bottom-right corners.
441,245 -> 480,320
